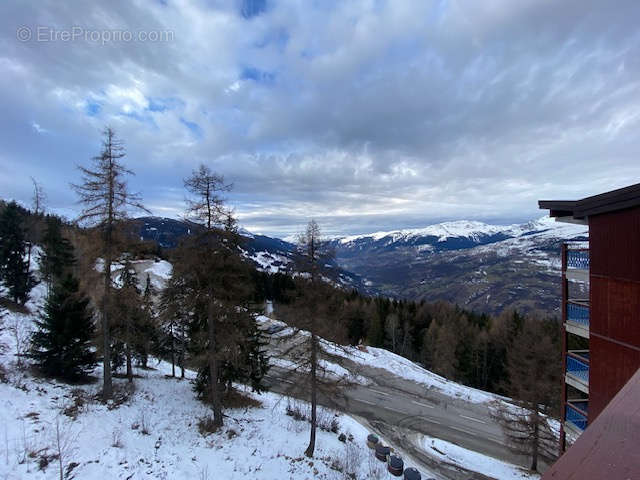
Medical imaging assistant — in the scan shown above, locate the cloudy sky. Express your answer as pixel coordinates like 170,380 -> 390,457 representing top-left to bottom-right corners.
1,0 -> 639,237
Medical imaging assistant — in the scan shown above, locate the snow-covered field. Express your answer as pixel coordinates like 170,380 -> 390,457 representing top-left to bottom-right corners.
0,359 -> 389,479
0,284 -> 428,480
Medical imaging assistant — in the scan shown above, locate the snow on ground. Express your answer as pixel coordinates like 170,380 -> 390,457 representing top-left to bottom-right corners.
242,250 -> 292,274
419,435 -> 538,480
323,341 -> 499,404
270,357 -> 369,386
257,315 -> 500,404
0,291 -> 428,480
95,258 -> 173,291
0,360 -> 390,480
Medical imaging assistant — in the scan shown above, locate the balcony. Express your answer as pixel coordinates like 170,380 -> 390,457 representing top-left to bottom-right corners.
566,300 -> 589,337
565,400 -> 589,434
565,248 -> 589,283
566,350 -> 589,394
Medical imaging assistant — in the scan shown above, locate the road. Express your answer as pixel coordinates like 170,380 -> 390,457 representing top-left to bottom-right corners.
263,363 -> 528,480
257,320 -> 534,478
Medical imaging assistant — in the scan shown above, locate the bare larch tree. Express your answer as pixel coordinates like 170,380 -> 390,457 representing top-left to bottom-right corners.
490,317 -> 561,471
72,127 -> 148,401
24,177 -> 45,294
275,220 -> 352,458
183,163 -> 232,427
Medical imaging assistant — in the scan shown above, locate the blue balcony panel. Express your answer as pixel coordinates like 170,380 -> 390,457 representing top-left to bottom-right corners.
567,250 -> 589,270
566,405 -> 588,432
567,302 -> 590,328
566,355 -> 589,384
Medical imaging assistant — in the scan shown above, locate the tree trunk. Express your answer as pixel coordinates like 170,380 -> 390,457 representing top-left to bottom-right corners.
208,297 -> 223,427
180,323 -> 185,378
125,346 -> 133,383
102,248 -> 113,401
170,324 -> 176,377
126,315 -> 133,383
24,241 -> 32,305
531,409 -> 539,472
305,331 -> 318,458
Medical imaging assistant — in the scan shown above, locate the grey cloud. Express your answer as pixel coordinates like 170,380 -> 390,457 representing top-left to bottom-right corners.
1,0 -> 640,237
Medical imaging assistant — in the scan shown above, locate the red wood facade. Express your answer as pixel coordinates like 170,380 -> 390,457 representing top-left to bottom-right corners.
588,205 -> 640,420
541,184 -> 640,459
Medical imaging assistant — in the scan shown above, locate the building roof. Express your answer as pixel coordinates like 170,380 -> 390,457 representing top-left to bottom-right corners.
542,367 -> 640,479
539,182 -> 640,219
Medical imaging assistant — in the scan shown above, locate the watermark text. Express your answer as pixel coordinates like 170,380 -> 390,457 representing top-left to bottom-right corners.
17,26 -> 174,44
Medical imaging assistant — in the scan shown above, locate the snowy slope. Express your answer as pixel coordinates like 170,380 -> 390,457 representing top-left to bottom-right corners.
0,303 -> 429,480
0,256 -> 542,480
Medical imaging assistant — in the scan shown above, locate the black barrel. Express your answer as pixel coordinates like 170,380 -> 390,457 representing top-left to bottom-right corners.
388,455 -> 404,476
403,467 -> 421,480
374,444 -> 391,462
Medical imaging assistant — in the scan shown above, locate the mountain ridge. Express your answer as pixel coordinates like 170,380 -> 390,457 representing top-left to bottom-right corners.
136,215 -> 588,316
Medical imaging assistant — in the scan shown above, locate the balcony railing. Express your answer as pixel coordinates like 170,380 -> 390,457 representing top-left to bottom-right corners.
567,301 -> 590,328
566,403 -> 588,432
566,351 -> 589,384
567,249 -> 589,270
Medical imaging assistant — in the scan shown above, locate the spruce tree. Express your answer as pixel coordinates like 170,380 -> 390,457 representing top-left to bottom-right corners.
0,201 -> 35,304
30,274 -> 96,380
136,274 -> 157,369
113,259 -> 141,382
159,276 -> 191,378
39,216 -> 75,294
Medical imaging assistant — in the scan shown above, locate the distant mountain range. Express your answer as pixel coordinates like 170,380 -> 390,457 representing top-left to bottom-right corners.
136,216 -> 588,316
329,216 -> 588,315
136,216 -> 368,291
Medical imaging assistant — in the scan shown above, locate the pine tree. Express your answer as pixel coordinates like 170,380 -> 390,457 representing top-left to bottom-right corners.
193,308 -> 269,399
136,274 -> 157,369
0,201 -> 35,304
29,274 -> 96,380
159,276 -> 191,378
39,216 -> 75,295
113,259 -> 141,382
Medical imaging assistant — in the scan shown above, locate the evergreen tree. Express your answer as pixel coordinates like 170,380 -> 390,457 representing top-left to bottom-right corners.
159,276 -> 191,378
29,274 -> 96,380
0,201 -> 35,304
39,216 -> 75,294
136,274 -> 157,369
112,259 -> 141,382
193,309 -> 269,399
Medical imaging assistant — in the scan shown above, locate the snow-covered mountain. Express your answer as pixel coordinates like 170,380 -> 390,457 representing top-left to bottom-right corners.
334,216 -> 585,254
135,215 -> 587,315
135,217 -> 369,291
331,217 -> 588,315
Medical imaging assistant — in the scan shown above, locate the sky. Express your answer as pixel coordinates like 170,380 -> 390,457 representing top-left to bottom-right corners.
1,0 -> 640,238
